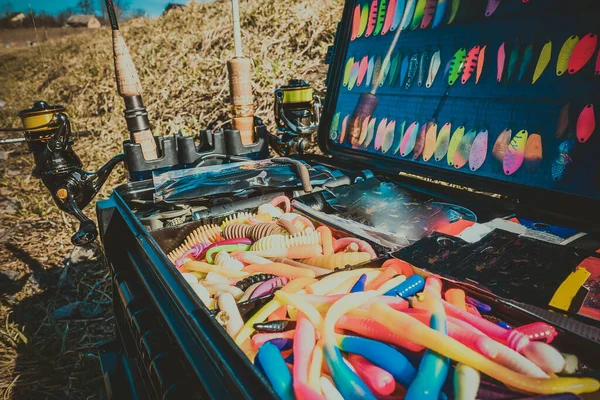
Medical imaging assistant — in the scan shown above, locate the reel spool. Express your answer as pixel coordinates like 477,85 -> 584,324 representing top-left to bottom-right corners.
271,79 -> 321,156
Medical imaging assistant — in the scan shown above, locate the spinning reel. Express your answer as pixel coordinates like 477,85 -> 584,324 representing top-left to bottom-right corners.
270,79 -> 321,156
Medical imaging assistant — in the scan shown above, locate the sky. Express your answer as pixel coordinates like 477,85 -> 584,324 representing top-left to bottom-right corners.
9,0 -> 189,17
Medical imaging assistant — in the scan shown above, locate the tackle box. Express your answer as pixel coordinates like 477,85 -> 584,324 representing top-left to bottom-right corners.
96,0 -> 600,398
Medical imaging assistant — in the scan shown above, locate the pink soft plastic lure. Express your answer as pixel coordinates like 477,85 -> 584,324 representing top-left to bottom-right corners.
468,129 -> 488,171
357,55 -> 369,86
485,0 -> 501,17
576,104 -> 596,143
568,33 -> 597,75
400,121 -> 420,156
497,42 -> 506,82
366,0 -> 379,37
412,123 -> 428,160
503,129 -> 528,175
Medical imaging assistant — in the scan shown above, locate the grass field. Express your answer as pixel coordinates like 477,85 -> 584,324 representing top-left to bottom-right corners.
0,27 -> 88,49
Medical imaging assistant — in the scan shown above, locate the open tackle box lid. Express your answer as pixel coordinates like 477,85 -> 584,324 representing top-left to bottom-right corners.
317,0 -> 600,225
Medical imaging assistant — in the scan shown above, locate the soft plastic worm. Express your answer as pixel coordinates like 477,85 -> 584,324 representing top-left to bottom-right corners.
246,244 -> 323,259
258,203 -> 285,219
174,242 -> 210,268
293,313 -> 323,398
317,226 -> 334,256
302,252 -> 372,270
306,269 -> 377,295
256,342 -> 295,400
370,303 -> 600,394
235,299 -> 283,345
214,251 -> 245,271
348,354 -> 395,396
445,288 -> 467,310
234,273 -> 278,291
454,363 -> 480,400
251,277 -> 289,299
243,263 -> 316,279
320,376 -> 344,400
274,257 -> 332,277
167,224 -> 223,261
384,274 -> 425,297
223,223 -> 253,240
515,322 -> 557,343
218,292 -> 244,337
220,212 -> 254,229
332,238 -> 376,258
249,223 -> 288,242
291,215 -> 316,231
251,232 -> 321,251
182,260 -> 248,278
350,274 -> 368,293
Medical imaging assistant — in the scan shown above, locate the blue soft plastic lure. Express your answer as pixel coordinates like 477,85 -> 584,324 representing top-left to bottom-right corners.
350,274 -> 367,293
256,343 -> 295,400
324,343 -> 377,399
385,274 -> 426,297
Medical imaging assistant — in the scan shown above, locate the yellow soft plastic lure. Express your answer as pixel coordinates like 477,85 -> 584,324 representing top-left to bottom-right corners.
532,40 -> 552,84
343,57 -> 354,86
358,3 -> 369,38
556,35 -> 579,76
447,125 -> 465,166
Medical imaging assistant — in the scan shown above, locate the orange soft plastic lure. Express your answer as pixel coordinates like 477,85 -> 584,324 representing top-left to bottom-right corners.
447,125 -> 465,166
524,133 -> 543,172
497,42 -> 506,82
568,33 -> 598,75
351,5 -> 361,40
461,45 -> 480,84
503,129 -> 528,175
381,120 -> 396,153
454,128 -> 477,168
366,0 -> 379,37
412,123 -> 428,159
358,3 -> 369,38
485,0 -> 500,17
556,35 -> 579,76
420,0 -> 437,29
357,56 -> 369,86
434,122 -> 451,161
532,40 -> 552,84
492,128 -> 511,162
468,129 -> 488,171
448,47 -> 467,85
556,103 -> 570,139
382,0 -> 396,35
576,104 -> 595,143
422,122 -> 438,161
476,45 -> 486,84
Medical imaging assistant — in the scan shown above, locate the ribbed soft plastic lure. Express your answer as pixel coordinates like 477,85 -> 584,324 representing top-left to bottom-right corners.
418,51 -> 431,86
410,0 -> 427,30
366,56 -> 375,86
374,0 -> 387,35
392,120 -> 406,154
524,133 -> 542,172
497,42 -> 506,82
532,40 -> 552,84
421,0 -> 437,28
426,49 -> 441,88
357,55 -> 369,86
382,0 -> 396,34
405,53 -> 420,88
448,0 -> 460,24
518,44 -> 533,82
454,128 -> 477,168
434,122 -> 451,161
448,48 -> 467,85
358,3 -> 369,38
556,35 -> 579,76
412,123 -> 428,159
492,128 -> 511,162
351,5 -> 361,40
381,120 -> 396,153
343,57 -> 354,86
364,117 -> 377,148
390,0 -> 405,31
447,125 -> 465,166
401,0 -> 416,30
366,0 -> 379,37
469,129 -> 488,171
485,0 -> 500,17
400,54 -> 410,86
556,103 -> 570,139
374,118 -> 388,150
422,122 -> 437,161
400,121 -> 420,156
507,40 -> 520,82
476,45 -> 486,83
551,140 -> 574,182
431,0 -> 447,28
379,56 -> 391,87
372,56 -> 382,87
577,104 -> 595,143
356,117 -> 370,147
388,53 -> 401,86
503,129 -> 528,175
348,62 -> 360,90
461,45 -> 480,84
568,33 -> 598,74
340,115 -> 349,143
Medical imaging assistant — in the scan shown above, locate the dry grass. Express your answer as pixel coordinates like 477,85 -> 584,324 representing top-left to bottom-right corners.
0,0 -> 342,398
0,27 -> 88,50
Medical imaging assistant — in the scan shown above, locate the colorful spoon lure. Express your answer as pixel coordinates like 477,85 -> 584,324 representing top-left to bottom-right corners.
400,121 -> 420,156
492,128 -> 511,163
524,133 -> 543,172
447,125 -> 465,166
372,56 -> 382,88
390,0 -> 406,31
329,112 -> 341,140
366,0 -> 379,37
392,119 -> 406,154
485,0 -> 501,17
576,104 -> 595,143
426,49 -> 441,88
434,122 -> 452,161
507,40 -> 520,82
497,42 -> 506,82
351,5 -> 361,41
401,0 -> 417,30
343,57 -> 354,86
556,103 -> 570,139
388,53 -> 401,86
381,120 -> 396,153
476,45 -> 486,83
357,56 -> 369,87
422,122 -> 438,161
358,3 -> 369,38
364,118 -> 378,148
348,62 -> 360,90
379,56 -> 391,87
374,118 -> 388,150
412,123 -> 428,159
448,0 -> 460,24
568,33 -> 598,75
551,140 -> 574,182
431,0 -> 447,29
448,47 -> 467,85
461,45 -> 480,84
421,0 -> 437,29
405,53 -> 420,88
366,56 -> 375,87
532,40 -> 552,84
469,129 -> 488,171
382,0 -> 396,35
503,129 -> 528,175
518,44 -> 533,82
418,51 -> 431,87
410,0 -> 427,30
556,35 -> 580,76
357,117 -> 371,147
340,115 -> 349,144
454,128 -> 477,168
374,0 -> 387,36
399,54 -> 410,87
